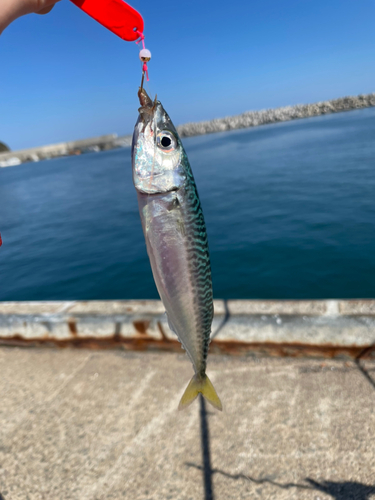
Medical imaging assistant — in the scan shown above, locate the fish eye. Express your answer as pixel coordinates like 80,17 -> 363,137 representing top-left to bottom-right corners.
161,136 -> 171,147
157,131 -> 177,152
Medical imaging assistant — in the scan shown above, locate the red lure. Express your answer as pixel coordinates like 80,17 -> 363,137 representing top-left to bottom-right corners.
69,0 -> 144,41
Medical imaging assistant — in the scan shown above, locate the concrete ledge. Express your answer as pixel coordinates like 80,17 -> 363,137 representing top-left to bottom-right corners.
0,300 -> 375,358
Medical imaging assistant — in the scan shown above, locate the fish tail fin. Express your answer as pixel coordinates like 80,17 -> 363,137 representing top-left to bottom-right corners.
178,373 -> 223,411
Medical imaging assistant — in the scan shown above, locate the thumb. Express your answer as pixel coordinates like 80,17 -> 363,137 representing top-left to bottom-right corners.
37,5 -> 54,14
36,0 -> 60,15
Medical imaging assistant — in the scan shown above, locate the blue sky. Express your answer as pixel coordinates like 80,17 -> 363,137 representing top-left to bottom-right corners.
1,0 -> 375,150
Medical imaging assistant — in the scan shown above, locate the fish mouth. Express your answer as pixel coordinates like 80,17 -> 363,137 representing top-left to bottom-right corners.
138,87 -> 153,108
138,87 -> 158,124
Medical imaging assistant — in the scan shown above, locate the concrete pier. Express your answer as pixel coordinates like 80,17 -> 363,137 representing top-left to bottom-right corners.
1,299 -> 374,358
1,300 -> 375,499
1,349 -> 375,499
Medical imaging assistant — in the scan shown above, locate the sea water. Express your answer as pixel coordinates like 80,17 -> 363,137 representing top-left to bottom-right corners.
0,107 -> 374,300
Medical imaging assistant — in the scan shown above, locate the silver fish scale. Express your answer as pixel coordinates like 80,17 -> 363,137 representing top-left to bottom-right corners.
137,155 -> 213,377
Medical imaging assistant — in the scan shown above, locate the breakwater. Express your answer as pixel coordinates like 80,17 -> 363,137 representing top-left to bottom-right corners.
176,92 -> 375,137
1,92 -> 374,166
0,134 -> 121,166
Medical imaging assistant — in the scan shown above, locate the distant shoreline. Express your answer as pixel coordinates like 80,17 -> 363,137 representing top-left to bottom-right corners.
1,92 -> 374,166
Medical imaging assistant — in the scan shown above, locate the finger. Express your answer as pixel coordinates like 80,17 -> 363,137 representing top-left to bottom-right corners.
36,4 -> 55,15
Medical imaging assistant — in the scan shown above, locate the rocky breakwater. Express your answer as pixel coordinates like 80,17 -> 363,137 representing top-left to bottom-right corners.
0,141 -> 10,153
0,134 -> 118,167
176,92 -> 375,137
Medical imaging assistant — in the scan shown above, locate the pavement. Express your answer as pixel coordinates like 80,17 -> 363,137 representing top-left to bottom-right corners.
1,347 -> 375,500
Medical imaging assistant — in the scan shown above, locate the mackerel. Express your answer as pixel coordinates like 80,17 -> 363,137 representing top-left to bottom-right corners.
131,88 -> 222,411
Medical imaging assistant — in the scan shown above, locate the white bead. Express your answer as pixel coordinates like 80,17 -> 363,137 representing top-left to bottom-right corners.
139,49 -> 151,61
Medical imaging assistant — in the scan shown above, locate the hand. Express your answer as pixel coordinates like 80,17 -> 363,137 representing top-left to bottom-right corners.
0,0 -> 60,34
18,0 -> 61,15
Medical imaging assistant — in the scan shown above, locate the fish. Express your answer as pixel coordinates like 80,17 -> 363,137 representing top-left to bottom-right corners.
131,88 -> 222,411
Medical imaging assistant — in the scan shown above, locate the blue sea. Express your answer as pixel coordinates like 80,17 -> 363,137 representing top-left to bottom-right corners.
1,107 -> 375,301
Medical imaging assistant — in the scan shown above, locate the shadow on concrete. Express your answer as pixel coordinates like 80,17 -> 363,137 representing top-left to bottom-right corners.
355,345 -> 375,391
0,494 -> 5,500
199,396 -> 215,500
193,347 -> 375,500
211,300 -> 230,340
185,465 -> 310,491
185,463 -> 375,500
355,359 -> 375,390
306,479 -> 375,499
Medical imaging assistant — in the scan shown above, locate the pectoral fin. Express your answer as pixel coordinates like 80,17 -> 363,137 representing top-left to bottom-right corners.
178,374 -> 222,411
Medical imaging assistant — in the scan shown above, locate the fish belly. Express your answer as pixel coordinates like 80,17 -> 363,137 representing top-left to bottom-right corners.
137,187 -> 213,375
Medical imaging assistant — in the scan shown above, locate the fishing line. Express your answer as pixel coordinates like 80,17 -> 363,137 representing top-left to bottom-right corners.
133,30 -> 155,103
135,30 -> 151,89
148,103 -> 158,190
134,28 -> 156,191
132,42 -> 153,96
144,78 -> 154,101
